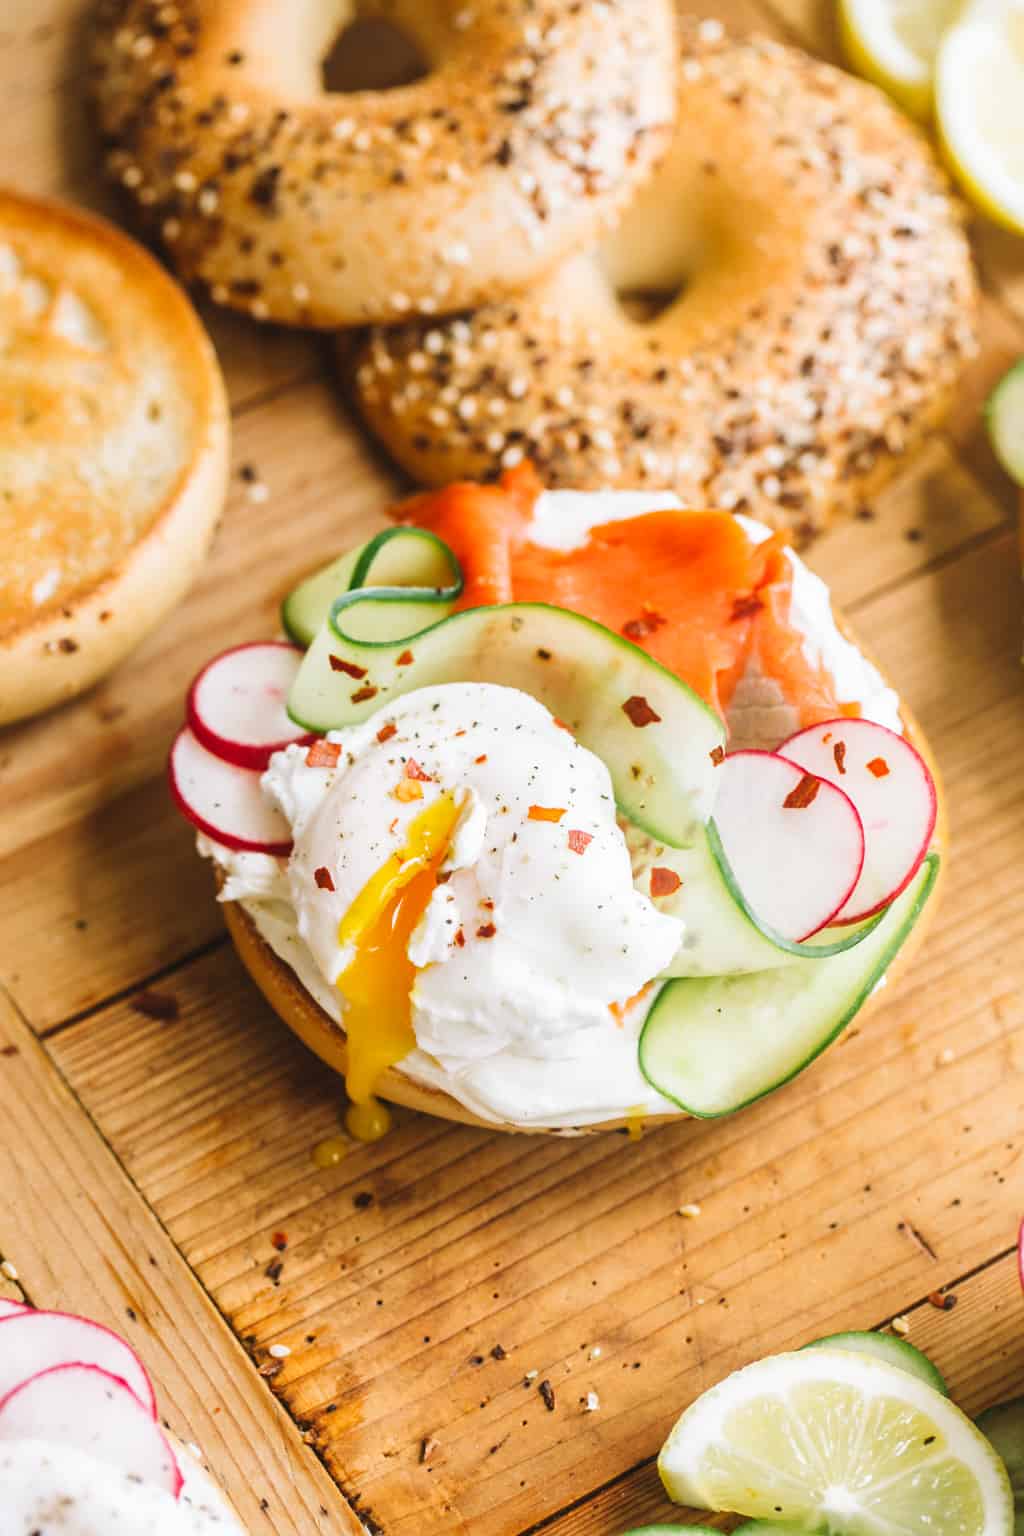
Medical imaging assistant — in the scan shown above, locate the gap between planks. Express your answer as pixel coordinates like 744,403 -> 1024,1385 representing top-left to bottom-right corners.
0,984 -> 363,1536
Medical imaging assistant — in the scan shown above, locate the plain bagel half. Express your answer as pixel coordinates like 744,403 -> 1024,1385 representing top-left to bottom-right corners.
351,21 -> 978,538
90,0 -> 677,328
0,190 -> 229,727
220,676 -> 946,1137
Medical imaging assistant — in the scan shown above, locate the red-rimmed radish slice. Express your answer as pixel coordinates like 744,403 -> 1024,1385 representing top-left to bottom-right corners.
0,1299 -> 28,1318
713,750 -> 865,942
168,727 -> 292,856
779,719 -> 937,923
0,1363 -> 182,1497
186,641 -> 315,770
0,1310 -> 156,1417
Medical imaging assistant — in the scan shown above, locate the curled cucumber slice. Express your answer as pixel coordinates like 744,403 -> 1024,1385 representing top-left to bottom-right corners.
802,1330 -> 948,1396
282,526 -> 462,648
651,821 -> 885,978
287,532 -> 725,846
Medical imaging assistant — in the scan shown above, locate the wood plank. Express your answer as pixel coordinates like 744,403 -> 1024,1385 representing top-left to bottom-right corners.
539,1248 -> 1024,1536
0,987 -> 363,1536
47,907 -> 1024,1536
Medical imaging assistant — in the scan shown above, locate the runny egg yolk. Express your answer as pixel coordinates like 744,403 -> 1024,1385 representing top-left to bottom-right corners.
337,792 -> 461,1137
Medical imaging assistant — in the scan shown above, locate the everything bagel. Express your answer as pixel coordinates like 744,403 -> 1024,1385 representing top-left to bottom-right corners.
351,22 -> 978,537
90,0 -> 677,328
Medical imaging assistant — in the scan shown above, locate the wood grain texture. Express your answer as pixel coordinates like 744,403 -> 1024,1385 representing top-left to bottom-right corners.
2,0 -> 1023,1532
0,986 -> 363,1536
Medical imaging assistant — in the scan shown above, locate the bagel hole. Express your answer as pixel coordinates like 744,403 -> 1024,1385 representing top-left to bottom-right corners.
321,17 -> 429,93
614,285 -> 686,325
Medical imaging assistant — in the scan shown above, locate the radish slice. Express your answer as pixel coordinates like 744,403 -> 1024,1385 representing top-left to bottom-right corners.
779,719 -> 937,922
0,1299 -> 28,1318
713,750 -> 865,942
168,727 -> 293,856
0,1364 -> 182,1497
0,1310 -> 156,1417
187,642 -> 315,770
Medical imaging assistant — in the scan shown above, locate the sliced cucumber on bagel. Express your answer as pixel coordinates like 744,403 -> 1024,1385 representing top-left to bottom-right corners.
288,541 -> 725,844
802,1330 -> 949,1395
282,527 -> 462,647
639,853 -> 939,1117
638,821 -> 885,979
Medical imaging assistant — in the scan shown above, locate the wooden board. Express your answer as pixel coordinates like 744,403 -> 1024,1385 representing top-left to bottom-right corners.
1,1 -> 1023,1533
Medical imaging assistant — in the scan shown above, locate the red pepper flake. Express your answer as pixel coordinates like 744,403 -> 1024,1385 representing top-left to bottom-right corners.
475,754 -> 488,764
528,805 -> 566,823
404,758 -> 433,781
454,729 -> 467,737
477,922 -> 497,939
351,685 -> 378,704
480,898 -> 495,911
622,608 -> 667,641
823,731 -> 833,743
867,756 -> 890,778
650,867 -> 682,897
623,695 -> 661,728
306,740 -> 341,768
567,829 -> 593,855
396,649 -> 414,666
927,1291 -> 957,1311
328,656 -> 367,679
271,1231 -> 288,1252
377,722 -> 397,744
710,745 -> 725,766
314,866 -> 335,891
730,593 -> 764,622
131,990 -> 180,1023
833,741 -> 847,775
454,927 -> 466,948
783,773 -> 821,810
552,717 -> 572,732
389,817 -> 399,834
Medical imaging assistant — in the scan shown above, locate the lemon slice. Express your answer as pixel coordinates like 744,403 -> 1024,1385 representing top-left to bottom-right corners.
658,1348 -> 1014,1534
839,0 -> 963,117
936,9 -> 1024,234
986,360 -> 1024,485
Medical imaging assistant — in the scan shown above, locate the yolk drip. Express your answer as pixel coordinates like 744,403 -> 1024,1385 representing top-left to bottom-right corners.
337,793 -> 460,1135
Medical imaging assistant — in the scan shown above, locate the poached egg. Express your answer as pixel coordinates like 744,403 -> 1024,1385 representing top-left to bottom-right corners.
263,683 -> 682,1124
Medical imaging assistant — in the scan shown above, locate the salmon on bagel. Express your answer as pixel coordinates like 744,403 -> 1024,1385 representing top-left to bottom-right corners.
0,189 -> 229,727
89,0 -> 678,329
350,21 -> 978,538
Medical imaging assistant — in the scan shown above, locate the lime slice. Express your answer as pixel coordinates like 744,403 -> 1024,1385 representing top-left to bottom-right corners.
658,1348 -> 1014,1533
839,0 -> 963,117
936,11 -> 1024,234
986,360 -> 1024,486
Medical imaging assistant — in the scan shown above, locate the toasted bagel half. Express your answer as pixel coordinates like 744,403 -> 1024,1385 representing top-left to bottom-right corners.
0,190 -> 229,726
